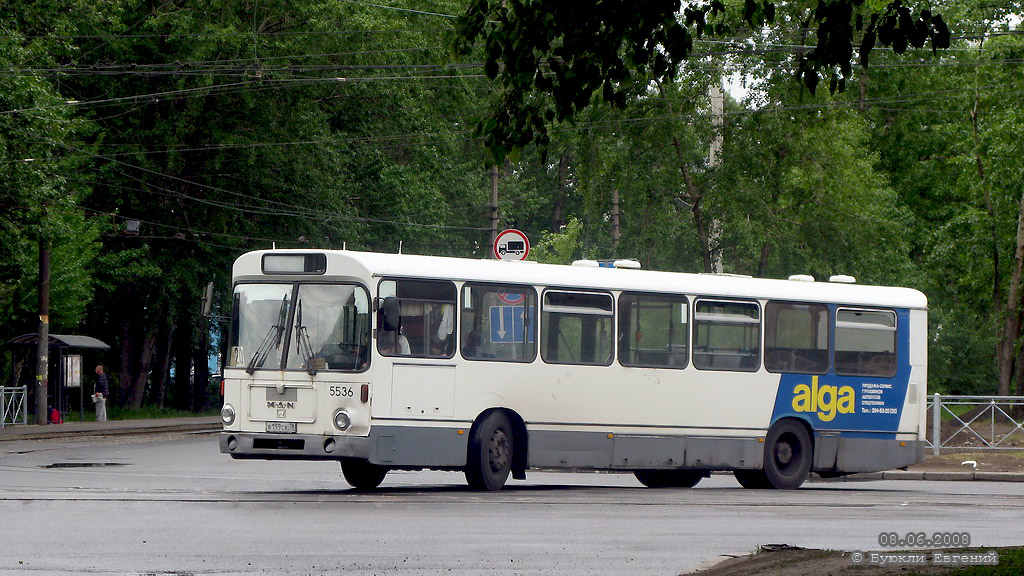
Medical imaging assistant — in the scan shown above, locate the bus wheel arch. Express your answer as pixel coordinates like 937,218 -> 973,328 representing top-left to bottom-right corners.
465,409 -> 521,491
504,410 -> 528,480
635,469 -> 708,488
733,468 -> 772,489
762,417 -> 814,490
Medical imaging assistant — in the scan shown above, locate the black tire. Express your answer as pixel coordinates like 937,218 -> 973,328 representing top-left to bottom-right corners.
340,458 -> 388,491
634,469 -> 707,488
762,420 -> 813,490
465,411 -> 514,491
733,469 -> 772,489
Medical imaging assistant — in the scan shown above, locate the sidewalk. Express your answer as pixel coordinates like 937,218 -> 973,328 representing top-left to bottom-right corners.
0,416 -> 220,441
2,419 -> 1022,481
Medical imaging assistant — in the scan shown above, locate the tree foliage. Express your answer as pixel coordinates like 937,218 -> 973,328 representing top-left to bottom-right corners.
0,8 -> 99,331
2,0 -> 491,410
455,0 -> 950,164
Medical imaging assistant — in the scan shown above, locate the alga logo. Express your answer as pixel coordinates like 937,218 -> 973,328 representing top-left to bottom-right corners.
792,376 -> 855,422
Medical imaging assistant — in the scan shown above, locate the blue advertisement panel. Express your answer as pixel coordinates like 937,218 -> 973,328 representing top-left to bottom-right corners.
770,308 -> 912,434
771,373 -> 909,433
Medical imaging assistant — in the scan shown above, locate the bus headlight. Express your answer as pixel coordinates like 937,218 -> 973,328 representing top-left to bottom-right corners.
333,410 -> 352,431
221,404 -> 236,426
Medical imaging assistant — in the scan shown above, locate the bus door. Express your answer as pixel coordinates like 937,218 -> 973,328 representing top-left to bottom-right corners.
377,279 -> 458,418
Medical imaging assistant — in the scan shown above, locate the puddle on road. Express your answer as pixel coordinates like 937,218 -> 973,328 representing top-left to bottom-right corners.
42,462 -> 128,469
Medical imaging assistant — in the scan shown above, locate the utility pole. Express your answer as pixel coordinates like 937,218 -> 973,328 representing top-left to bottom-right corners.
709,83 -> 724,167
611,188 -> 621,252
489,164 -> 500,252
709,82 -> 725,273
859,71 -> 868,111
35,239 -> 50,425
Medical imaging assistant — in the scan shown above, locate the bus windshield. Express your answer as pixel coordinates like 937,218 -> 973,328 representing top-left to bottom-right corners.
228,283 -> 370,372
287,284 -> 371,371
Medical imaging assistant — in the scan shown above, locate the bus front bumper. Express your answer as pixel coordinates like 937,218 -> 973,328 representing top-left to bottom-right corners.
219,432 -> 370,460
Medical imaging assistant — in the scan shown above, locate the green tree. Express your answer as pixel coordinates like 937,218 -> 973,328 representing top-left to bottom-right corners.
455,0 -> 949,164
32,0 -> 491,409
716,99 -> 914,284
0,8 -> 99,334
852,3 -> 1023,393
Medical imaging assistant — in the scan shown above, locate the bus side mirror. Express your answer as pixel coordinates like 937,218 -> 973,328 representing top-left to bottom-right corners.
382,296 -> 401,331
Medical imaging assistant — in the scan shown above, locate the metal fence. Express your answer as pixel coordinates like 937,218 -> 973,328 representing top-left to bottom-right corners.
928,394 -> 1024,454
1,386 -> 28,428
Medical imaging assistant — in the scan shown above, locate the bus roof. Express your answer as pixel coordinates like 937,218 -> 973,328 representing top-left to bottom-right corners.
234,249 -> 928,310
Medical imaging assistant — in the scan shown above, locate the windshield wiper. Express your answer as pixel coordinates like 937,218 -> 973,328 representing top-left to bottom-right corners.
294,299 -> 317,376
245,295 -> 289,375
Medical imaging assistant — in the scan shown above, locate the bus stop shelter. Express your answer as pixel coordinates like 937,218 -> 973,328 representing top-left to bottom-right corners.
5,334 -> 110,424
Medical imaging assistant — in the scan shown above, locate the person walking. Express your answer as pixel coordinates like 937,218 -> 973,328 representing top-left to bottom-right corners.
93,364 -> 109,422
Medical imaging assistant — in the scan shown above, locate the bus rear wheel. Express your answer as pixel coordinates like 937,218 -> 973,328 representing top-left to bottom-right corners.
634,469 -> 707,488
340,458 -> 388,491
763,420 -> 812,489
465,411 -> 514,491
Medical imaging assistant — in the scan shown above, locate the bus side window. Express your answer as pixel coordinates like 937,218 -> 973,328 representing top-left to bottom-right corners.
618,292 -> 689,369
542,290 -> 613,366
378,279 -> 456,358
692,300 -> 760,372
835,309 -> 897,377
460,284 -> 536,362
764,302 -> 829,374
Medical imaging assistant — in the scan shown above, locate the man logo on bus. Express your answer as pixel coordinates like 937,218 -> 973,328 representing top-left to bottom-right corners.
791,376 -> 855,422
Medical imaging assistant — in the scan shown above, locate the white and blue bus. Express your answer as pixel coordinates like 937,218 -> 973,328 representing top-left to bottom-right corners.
219,249 -> 927,490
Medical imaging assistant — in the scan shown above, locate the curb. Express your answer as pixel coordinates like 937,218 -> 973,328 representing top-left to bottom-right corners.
813,470 -> 1024,482
0,418 -> 220,442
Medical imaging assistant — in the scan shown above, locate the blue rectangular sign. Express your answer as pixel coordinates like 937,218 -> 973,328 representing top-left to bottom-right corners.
489,306 -> 534,344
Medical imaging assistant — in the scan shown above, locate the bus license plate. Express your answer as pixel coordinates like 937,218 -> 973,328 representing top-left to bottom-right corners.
266,422 -> 297,434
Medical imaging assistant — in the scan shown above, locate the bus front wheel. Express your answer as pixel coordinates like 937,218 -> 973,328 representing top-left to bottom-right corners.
465,411 -> 514,491
733,469 -> 772,489
340,458 -> 388,491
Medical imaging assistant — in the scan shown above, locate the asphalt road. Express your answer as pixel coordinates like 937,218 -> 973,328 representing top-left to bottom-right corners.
1,432 -> 1022,576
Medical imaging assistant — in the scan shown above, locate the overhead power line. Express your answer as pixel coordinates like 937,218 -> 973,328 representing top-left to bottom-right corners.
0,70 -> 488,116
0,28 -> 449,40
339,0 -> 457,19
2,118 -> 492,233
0,62 -> 482,78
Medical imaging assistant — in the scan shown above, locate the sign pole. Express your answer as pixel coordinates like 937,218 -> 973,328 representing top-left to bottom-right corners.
489,165 -> 500,251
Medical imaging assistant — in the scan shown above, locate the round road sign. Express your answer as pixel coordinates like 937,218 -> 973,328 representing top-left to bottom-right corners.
493,229 -> 530,261
497,292 -> 526,305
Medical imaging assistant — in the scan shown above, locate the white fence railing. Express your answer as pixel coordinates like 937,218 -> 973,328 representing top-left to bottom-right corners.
927,394 -> 1024,455
1,386 -> 28,427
